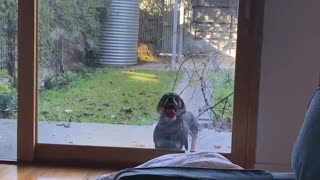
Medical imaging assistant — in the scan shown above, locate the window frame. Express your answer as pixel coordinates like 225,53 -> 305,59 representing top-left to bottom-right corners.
16,0 -> 265,169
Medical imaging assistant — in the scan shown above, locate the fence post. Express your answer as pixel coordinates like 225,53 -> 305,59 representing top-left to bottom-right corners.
178,0 -> 184,62
171,0 -> 179,69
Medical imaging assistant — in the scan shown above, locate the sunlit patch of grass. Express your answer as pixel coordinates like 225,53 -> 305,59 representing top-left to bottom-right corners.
122,70 -> 160,83
129,75 -> 159,83
121,71 -> 159,78
39,68 -> 182,125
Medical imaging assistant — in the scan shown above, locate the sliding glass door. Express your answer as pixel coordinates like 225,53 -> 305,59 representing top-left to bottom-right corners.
16,0 -> 264,169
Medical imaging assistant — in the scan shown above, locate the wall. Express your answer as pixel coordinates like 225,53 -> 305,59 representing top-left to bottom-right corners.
255,0 -> 320,171
183,0 -> 238,56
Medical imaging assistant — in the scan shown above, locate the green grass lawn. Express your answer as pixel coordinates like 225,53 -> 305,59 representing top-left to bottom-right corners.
39,68 -> 181,125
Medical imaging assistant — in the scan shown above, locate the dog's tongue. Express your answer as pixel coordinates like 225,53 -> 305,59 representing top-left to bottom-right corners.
166,109 -> 176,118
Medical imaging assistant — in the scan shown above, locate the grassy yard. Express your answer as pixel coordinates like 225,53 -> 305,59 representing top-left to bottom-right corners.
39,68 -> 181,125
0,69 -> 12,94
211,69 -> 234,121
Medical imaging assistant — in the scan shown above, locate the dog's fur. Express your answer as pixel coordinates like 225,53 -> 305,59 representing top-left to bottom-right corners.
153,93 -> 199,151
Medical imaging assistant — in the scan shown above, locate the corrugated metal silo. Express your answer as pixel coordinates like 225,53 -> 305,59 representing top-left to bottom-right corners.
98,0 -> 140,66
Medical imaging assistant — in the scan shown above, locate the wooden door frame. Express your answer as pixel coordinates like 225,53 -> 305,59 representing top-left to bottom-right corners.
16,0 -> 265,169
231,0 -> 265,168
17,0 -> 38,162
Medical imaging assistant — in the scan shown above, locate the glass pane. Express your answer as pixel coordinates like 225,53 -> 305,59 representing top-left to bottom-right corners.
38,0 -> 238,153
0,0 -> 18,160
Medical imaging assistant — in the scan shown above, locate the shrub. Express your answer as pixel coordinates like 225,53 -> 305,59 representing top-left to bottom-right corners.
84,48 -> 101,67
0,84 -> 11,94
137,43 -> 159,63
44,71 -> 79,90
0,92 -> 17,118
73,63 -> 96,76
39,0 -> 107,69
43,65 -> 98,90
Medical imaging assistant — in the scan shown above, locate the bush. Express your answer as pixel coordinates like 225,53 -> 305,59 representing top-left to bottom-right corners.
39,0 -> 107,68
44,71 -> 79,90
73,63 -> 97,76
0,92 -> 17,118
84,48 -> 101,67
138,43 -> 159,63
0,84 -> 11,94
43,65 -> 98,90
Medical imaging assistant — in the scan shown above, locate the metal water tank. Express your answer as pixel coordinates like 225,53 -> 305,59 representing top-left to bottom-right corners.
98,0 -> 139,66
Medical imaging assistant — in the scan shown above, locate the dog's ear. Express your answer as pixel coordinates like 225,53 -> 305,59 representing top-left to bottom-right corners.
157,93 -> 168,112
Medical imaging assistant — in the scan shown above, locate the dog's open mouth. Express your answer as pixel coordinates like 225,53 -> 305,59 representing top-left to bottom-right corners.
164,106 -> 177,118
161,95 -> 179,119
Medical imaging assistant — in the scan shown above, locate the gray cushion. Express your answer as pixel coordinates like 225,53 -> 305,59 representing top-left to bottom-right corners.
292,87 -> 320,179
110,167 -> 295,180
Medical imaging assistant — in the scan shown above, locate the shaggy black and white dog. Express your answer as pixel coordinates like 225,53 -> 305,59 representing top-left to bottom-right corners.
153,93 -> 199,151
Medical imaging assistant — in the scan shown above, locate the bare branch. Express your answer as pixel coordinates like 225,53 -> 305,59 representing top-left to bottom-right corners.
195,92 -> 234,119
221,97 -> 229,119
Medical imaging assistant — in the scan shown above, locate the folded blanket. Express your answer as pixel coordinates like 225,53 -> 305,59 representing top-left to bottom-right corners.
96,152 -> 242,180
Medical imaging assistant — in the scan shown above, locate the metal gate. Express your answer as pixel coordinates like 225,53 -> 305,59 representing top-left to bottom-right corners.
138,0 -> 176,54
138,0 -> 238,55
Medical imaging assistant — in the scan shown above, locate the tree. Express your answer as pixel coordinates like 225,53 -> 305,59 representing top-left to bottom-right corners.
39,0 -> 106,74
0,0 -> 18,88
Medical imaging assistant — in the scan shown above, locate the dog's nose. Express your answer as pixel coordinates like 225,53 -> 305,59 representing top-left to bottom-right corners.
167,96 -> 178,106
168,96 -> 174,102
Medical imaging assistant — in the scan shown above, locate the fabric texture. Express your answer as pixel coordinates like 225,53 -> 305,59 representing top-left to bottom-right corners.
96,152 -> 242,180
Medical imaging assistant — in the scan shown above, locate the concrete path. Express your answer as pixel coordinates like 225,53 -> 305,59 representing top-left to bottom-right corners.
0,119 -> 17,160
174,68 -> 213,121
0,119 -> 231,160
38,121 -> 231,152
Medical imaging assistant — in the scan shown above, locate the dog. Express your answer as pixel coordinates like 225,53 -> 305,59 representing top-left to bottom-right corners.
153,93 -> 199,151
